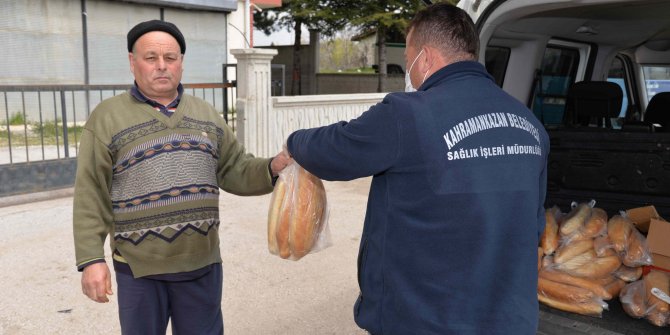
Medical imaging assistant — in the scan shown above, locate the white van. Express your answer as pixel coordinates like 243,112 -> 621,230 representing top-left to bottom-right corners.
458,0 -> 670,333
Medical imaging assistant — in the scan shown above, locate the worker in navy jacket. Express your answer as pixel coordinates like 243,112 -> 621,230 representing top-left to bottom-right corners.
286,3 -> 549,334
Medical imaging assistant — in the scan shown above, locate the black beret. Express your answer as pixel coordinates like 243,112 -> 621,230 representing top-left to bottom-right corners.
127,20 -> 186,54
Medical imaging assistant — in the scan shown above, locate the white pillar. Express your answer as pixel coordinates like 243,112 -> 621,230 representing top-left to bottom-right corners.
231,48 -> 278,157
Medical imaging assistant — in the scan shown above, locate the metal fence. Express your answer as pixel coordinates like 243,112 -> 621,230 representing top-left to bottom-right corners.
0,82 -> 235,165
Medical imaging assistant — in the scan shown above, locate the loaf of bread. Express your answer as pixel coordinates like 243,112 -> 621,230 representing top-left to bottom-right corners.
645,270 -> 670,314
647,310 -> 668,327
604,278 -> 627,299
560,203 -> 592,237
593,235 -> 614,257
620,280 -> 647,318
268,163 -> 328,260
568,208 -> 607,242
268,178 -> 287,255
623,228 -> 653,267
537,293 -> 606,317
288,166 -> 327,259
269,169 -> 297,259
554,239 -> 594,264
538,277 -> 596,303
541,206 -> 561,255
607,215 -> 633,253
557,250 -> 621,278
555,249 -> 597,272
613,265 -> 643,283
540,269 -> 612,299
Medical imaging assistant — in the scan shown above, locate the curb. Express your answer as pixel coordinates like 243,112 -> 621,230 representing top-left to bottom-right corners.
0,187 -> 74,208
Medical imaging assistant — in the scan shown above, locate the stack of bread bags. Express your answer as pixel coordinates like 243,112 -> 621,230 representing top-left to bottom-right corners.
538,201 -> 653,317
619,267 -> 670,326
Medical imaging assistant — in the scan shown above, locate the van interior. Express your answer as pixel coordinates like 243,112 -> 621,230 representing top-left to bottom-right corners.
460,1 -> 670,333
465,0 -> 670,220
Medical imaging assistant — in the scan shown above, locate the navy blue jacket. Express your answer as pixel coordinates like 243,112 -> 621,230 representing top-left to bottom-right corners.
287,61 -> 549,335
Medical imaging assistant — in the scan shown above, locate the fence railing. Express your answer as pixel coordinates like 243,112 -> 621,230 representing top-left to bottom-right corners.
0,83 -> 235,165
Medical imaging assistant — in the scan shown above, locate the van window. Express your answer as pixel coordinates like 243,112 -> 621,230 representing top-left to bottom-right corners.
531,47 -> 580,126
606,56 -> 630,120
643,66 -> 670,103
484,46 -> 510,87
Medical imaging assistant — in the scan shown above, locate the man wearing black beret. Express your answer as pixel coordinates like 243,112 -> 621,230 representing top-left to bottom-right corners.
73,20 -> 291,334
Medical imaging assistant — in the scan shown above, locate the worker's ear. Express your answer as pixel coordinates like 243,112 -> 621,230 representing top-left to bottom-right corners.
419,47 -> 435,74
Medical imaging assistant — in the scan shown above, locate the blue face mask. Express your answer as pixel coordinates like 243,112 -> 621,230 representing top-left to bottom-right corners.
405,49 -> 425,92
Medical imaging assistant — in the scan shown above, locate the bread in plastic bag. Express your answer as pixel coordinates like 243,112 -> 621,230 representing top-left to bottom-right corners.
541,206 -> 562,255
540,268 -> 612,300
620,270 -> 670,327
613,264 -> 643,282
593,235 -> 615,257
620,280 -> 648,319
607,214 -> 634,253
621,224 -> 653,267
560,201 -> 595,237
563,207 -> 608,244
267,161 -> 331,260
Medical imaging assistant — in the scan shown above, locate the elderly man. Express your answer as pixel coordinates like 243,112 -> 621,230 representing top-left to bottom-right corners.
73,20 -> 289,334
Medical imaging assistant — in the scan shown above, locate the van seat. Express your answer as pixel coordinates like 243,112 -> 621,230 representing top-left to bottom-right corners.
645,91 -> 670,132
564,81 -> 622,129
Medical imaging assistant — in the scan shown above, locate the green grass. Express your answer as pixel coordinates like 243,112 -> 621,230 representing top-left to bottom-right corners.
8,112 -> 27,125
0,120 -> 83,147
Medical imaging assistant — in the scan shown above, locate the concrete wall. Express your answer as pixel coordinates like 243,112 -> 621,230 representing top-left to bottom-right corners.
316,74 -> 404,94
0,159 -> 77,197
262,43 -> 405,95
0,0 -> 231,86
257,29 -> 320,96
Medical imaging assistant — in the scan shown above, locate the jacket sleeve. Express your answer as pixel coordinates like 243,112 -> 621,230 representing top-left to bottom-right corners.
286,98 -> 400,181
73,128 -> 114,271
537,143 -> 550,239
216,122 -> 273,195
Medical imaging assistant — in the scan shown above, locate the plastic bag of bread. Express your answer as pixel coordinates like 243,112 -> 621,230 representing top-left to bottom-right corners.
593,235 -> 615,257
267,161 -> 331,260
559,200 -> 595,238
541,206 -> 562,255
621,270 -> 670,327
607,214 -> 634,253
620,280 -> 648,319
540,268 -> 613,300
621,225 -> 653,267
613,265 -> 643,283
643,270 -> 670,327
562,207 -> 608,244
553,249 -> 621,278
537,272 -> 609,317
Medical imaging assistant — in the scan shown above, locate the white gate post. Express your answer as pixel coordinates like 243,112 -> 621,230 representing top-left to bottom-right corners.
231,48 -> 278,157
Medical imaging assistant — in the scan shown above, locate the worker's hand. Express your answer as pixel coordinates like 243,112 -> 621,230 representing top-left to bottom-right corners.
81,262 -> 113,303
270,146 -> 292,176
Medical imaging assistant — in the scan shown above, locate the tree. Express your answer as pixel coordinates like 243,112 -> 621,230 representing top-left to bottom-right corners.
345,0 -> 459,92
345,0 -> 424,92
254,0 -> 349,95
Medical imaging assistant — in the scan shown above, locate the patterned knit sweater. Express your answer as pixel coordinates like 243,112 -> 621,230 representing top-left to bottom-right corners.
73,93 -> 272,278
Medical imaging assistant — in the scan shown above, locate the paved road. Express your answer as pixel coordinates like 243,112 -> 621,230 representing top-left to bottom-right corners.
0,178 -> 371,335
1,177 -> 664,335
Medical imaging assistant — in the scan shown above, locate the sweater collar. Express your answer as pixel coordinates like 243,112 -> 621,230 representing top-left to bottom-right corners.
417,61 -> 494,91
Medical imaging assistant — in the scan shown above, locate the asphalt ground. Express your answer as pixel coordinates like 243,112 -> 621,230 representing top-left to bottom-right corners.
0,178 -> 371,335
0,177 -> 666,335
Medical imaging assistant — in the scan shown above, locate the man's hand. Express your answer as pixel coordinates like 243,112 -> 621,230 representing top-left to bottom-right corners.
81,262 -> 113,303
270,147 -> 292,176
